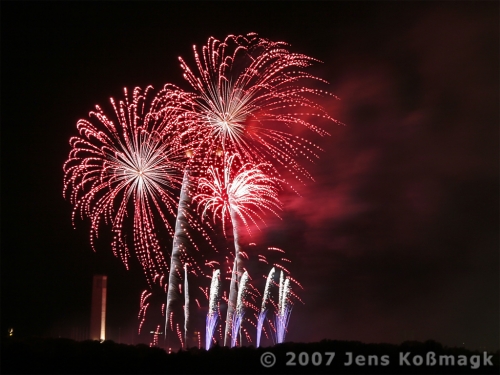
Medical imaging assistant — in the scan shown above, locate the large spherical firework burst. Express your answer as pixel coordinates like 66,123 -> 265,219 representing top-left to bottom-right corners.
179,32 -> 340,182
63,85 -> 192,282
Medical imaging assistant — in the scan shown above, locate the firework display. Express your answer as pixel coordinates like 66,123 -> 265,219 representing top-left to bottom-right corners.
195,153 -> 281,345
64,32 -> 336,350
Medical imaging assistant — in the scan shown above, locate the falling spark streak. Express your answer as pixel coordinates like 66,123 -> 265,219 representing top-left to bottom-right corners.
138,290 -> 152,334
199,286 -> 209,299
231,271 -> 249,348
242,325 -> 253,344
262,325 -> 270,340
138,303 -> 150,335
206,269 -> 220,349
206,260 -> 219,268
150,325 -> 162,347
257,267 -> 275,347
287,276 -> 304,290
268,247 -> 285,253
63,85 -> 191,283
258,259 -> 268,264
274,263 -> 291,274
176,323 -> 184,349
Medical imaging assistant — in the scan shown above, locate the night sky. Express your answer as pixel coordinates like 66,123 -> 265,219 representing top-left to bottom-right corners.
2,2 -> 498,351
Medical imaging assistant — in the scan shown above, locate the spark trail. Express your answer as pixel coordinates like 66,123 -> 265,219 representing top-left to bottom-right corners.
206,269 -> 220,349
138,290 -> 152,335
231,271 -> 249,348
257,267 -> 275,347
276,277 -> 292,343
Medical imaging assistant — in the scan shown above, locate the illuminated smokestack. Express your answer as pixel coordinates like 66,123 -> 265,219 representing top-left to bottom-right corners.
90,275 -> 107,341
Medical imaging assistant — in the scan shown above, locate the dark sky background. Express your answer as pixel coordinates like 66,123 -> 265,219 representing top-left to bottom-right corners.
2,2 -> 498,351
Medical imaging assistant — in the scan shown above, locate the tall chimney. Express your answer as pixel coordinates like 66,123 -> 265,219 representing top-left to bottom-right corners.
90,275 -> 107,341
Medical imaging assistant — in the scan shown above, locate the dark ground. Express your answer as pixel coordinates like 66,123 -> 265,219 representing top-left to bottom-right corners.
2,336 -> 499,374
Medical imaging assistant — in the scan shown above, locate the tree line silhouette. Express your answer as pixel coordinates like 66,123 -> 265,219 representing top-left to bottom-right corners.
2,336 -> 499,374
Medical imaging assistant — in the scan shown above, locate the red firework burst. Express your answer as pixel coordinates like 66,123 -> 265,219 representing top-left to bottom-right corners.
194,153 -> 282,235
63,85 -> 193,282
178,32 -> 340,183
